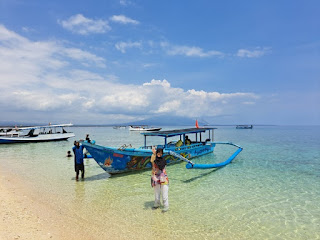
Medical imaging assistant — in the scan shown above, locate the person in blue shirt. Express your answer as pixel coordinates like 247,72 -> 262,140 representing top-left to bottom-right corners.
72,141 -> 85,181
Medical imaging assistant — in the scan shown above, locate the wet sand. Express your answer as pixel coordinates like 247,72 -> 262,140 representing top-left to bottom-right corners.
0,168 -> 94,240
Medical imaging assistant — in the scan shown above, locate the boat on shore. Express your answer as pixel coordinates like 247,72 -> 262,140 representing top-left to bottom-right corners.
236,125 -> 253,129
82,127 -> 242,174
129,125 -> 162,131
0,124 -> 75,144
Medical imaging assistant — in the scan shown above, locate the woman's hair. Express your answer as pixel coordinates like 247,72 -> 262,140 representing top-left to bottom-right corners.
156,148 -> 163,155
155,148 -> 166,170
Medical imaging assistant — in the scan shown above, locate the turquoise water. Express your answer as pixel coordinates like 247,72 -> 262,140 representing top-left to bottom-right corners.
0,126 -> 319,239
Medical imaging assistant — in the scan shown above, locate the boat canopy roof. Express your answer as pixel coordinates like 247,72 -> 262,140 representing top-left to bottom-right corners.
141,127 -> 216,138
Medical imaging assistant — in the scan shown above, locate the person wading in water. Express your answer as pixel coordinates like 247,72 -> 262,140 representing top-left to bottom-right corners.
72,141 -> 85,181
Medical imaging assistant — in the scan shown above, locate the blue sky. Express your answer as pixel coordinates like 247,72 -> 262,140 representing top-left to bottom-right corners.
0,0 -> 319,125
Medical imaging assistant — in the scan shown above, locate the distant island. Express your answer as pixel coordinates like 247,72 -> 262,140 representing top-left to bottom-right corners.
0,116 -> 275,128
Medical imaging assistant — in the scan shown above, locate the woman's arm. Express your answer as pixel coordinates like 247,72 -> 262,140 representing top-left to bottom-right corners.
151,146 -> 156,163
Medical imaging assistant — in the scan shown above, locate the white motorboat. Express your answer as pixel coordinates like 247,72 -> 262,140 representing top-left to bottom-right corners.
0,123 -> 75,144
128,125 -> 161,131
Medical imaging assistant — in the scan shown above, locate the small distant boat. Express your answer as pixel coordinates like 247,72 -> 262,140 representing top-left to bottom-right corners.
82,127 -> 243,174
113,126 -> 127,129
0,124 -> 75,144
129,125 -> 162,131
236,125 -> 253,129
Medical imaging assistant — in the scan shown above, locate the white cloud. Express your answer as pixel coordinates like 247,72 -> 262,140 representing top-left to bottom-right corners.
115,41 -> 142,53
110,15 -> 139,25
161,42 -> 224,57
119,0 -> 133,6
101,89 -> 147,110
0,25 -> 106,104
155,100 -> 181,113
236,47 -> 271,58
187,90 -> 259,101
63,48 -> 106,67
58,14 -> 111,35
0,25 -> 105,87
161,42 -> 270,59
21,26 -> 36,33
142,63 -> 156,68
143,79 -> 171,88
0,24 -> 24,41
0,25 -> 260,124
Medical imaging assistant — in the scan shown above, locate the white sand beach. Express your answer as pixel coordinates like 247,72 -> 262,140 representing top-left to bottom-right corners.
0,168 -> 94,240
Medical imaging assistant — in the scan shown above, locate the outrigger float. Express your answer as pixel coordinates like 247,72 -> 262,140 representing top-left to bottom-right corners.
82,127 -> 243,174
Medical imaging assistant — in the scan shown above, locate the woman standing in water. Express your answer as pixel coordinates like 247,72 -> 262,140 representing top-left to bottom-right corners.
150,146 -> 169,212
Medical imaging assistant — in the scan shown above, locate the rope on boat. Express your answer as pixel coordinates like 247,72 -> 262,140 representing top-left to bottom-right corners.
169,142 -> 243,169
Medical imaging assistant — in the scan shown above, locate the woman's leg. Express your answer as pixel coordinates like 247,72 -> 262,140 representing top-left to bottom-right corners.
153,184 -> 161,208
161,184 -> 169,211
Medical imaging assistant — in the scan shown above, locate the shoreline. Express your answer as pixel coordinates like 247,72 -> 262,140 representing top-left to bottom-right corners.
0,167 -> 94,240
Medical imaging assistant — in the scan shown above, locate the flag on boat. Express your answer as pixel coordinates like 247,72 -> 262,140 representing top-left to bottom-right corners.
195,120 -> 199,128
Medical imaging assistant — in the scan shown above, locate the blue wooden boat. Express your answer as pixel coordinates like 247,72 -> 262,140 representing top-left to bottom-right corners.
81,128 -> 243,174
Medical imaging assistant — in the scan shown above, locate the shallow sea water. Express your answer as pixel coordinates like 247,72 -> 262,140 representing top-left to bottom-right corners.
0,126 -> 319,239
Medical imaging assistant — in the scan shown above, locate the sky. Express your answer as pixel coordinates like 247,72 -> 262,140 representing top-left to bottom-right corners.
0,0 -> 319,125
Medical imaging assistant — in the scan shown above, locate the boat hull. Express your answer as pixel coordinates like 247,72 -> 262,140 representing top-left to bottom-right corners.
236,125 -> 253,129
82,142 -> 215,174
129,126 -> 162,131
0,133 -> 75,144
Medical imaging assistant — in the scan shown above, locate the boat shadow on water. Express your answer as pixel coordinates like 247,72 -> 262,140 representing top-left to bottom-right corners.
180,167 -> 224,183
108,168 -> 151,179
71,172 -> 111,181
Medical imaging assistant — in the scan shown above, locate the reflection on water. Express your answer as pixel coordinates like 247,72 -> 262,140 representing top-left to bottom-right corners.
181,168 -> 220,183
74,181 -> 85,203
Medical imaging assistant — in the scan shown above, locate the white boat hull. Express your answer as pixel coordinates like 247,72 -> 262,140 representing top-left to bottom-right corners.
129,126 -> 161,131
0,133 -> 75,144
